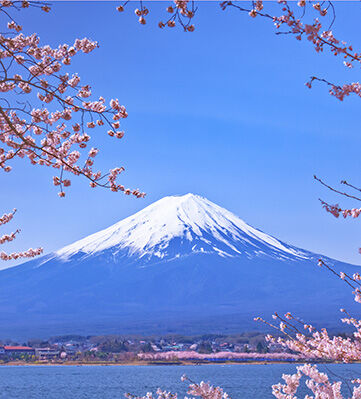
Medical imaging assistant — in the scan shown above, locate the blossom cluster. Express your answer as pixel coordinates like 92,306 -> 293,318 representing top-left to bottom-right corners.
0,208 -> 16,226
0,247 -> 43,260
314,176 -> 361,252
0,1 -> 144,199
117,1 -> 196,32
254,258 -> 361,398
125,375 -> 230,399
229,0 -> 352,61
321,201 -> 361,220
0,1 -> 145,261
220,1 -> 361,104
119,1 -> 361,100
0,208 -> 42,261
271,363 -> 361,399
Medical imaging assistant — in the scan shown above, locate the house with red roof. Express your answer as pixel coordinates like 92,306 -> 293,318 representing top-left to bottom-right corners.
3,346 -> 35,355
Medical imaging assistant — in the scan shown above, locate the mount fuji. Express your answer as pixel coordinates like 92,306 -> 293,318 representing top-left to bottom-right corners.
0,193 -> 359,339
56,193 -> 308,264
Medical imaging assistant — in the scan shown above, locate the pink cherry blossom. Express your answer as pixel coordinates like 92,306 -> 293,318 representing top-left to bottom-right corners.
0,2 -> 145,263
0,3 -> 144,200
0,208 -> 42,261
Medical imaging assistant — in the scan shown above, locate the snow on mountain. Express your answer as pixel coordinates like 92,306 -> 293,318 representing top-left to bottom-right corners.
56,193 -> 308,262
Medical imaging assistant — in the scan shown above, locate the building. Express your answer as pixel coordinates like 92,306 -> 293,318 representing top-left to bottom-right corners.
35,348 -> 60,360
3,346 -> 35,356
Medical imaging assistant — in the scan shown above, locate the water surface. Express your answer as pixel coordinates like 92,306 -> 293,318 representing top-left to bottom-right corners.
0,364 -> 360,398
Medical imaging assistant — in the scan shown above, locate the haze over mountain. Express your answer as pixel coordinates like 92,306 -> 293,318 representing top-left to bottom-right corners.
0,194 -> 358,339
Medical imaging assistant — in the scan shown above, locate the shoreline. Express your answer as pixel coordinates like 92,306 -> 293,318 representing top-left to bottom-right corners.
0,360 -> 350,366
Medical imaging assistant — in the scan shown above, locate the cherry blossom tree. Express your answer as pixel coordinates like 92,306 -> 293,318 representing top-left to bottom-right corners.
0,1 -> 145,261
137,351 -> 301,362
254,261 -> 361,398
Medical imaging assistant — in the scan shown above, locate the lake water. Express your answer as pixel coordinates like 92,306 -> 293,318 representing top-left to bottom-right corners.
0,364 -> 360,398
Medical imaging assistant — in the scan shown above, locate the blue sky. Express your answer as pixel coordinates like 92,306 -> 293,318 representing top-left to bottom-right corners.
1,1 -> 361,268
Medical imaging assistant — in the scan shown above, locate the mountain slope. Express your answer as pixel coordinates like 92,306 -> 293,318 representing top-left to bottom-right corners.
0,193 -> 358,339
55,193 -> 307,263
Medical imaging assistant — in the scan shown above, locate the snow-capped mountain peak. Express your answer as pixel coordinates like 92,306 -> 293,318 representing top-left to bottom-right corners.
56,193 -> 308,262
2,194 -> 359,339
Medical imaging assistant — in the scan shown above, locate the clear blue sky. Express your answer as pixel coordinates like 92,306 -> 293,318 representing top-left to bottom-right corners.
1,1 -> 361,268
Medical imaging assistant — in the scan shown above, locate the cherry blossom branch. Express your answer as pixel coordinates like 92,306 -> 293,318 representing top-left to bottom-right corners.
0,207 -> 42,261
0,1 -> 146,261
0,208 -> 16,226
0,2 -> 145,199
221,0 -> 361,106
341,180 -> 361,194
119,1 -> 361,106
125,375 -> 231,399
117,1 -> 196,31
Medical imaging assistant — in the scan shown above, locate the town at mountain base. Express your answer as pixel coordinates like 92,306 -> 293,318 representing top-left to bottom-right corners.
0,194 -> 358,339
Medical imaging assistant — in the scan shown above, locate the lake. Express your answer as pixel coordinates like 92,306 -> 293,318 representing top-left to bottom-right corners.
0,364 -> 360,398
